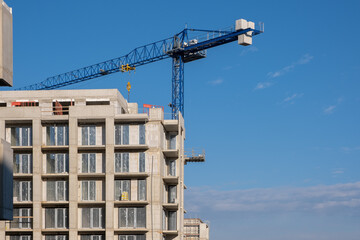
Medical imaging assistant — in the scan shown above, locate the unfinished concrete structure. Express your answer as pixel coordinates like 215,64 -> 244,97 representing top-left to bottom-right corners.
0,89 -> 186,240
0,0 -> 13,87
183,219 -> 209,240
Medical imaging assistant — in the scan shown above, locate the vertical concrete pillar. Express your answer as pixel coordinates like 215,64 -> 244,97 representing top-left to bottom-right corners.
105,117 -> 114,240
32,119 -> 42,238
68,117 -> 78,236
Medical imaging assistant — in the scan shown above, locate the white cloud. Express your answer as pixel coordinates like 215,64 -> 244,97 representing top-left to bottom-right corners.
268,54 -> 313,79
185,182 -> 360,214
208,78 -> 224,86
324,105 -> 336,114
324,98 -> 343,114
283,93 -> 304,104
254,81 -> 273,90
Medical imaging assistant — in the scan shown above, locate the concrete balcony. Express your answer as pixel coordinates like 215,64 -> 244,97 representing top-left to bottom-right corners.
163,176 -> 179,184
162,203 -> 178,210
114,172 -> 149,179
114,201 -> 148,207
162,149 -> 178,158
114,144 -> 149,151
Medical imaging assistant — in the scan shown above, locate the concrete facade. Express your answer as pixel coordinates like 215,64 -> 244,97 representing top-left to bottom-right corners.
184,219 -> 209,240
0,89 -> 186,240
0,138 -> 13,220
0,0 -> 13,87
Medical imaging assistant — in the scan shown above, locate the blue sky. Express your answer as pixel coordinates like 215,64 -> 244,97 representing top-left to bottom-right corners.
5,0 -> 360,239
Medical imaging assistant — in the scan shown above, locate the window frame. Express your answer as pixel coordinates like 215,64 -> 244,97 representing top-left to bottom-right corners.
81,180 -> 96,201
115,153 -> 129,173
14,153 -> 32,174
81,207 -> 104,229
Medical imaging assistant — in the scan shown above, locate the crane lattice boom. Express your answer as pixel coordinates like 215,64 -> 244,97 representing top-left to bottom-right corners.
17,19 -> 264,119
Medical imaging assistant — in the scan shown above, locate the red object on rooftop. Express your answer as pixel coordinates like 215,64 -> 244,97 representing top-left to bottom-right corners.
143,104 -> 164,114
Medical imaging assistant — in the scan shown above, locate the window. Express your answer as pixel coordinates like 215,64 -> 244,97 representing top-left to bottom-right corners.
167,134 -> 176,149
10,235 -> 32,240
139,124 -> 145,144
169,160 -> 176,176
119,207 -> 146,228
11,126 -> 32,146
115,124 -> 129,145
82,153 -> 96,173
45,208 -> 68,229
168,185 -> 177,203
114,180 -> 131,201
47,181 -> 67,201
82,208 -> 104,229
14,153 -> 32,173
119,235 -> 145,240
168,211 -> 177,230
82,125 -> 96,145
46,154 -> 68,173
138,180 -> 146,201
11,208 -> 32,229
115,153 -> 129,173
82,181 -> 96,201
81,236 -> 104,240
139,153 -> 145,172
13,180 -> 32,201
46,125 -> 69,146
45,236 -> 67,240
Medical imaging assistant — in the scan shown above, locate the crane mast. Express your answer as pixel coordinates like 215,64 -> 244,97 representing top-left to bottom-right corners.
17,19 -> 264,119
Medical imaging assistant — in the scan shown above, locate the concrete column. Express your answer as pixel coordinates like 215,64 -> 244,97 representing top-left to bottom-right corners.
32,119 -> 42,236
105,117 -> 114,239
69,117 -> 78,235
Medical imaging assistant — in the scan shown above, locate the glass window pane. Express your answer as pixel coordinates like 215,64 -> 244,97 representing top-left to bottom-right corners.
138,180 -> 146,201
168,211 -> 177,230
47,181 -> 55,201
57,181 -> 65,201
57,126 -> 64,145
123,153 -> 129,172
82,126 -> 88,145
169,160 -> 176,176
92,208 -> 100,228
45,208 -> 55,228
82,154 -> 88,173
115,125 -> 121,145
14,154 -> 20,173
139,153 -> 145,172
89,126 -> 96,145
115,153 -> 121,173
169,134 -> 176,149
56,154 -> 65,173
128,208 -> 134,227
89,181 -> 96,200
82,208 -> 90,228
136,207 -> 146,228
168,185 -> 176,203
123,180 -> 130,200
119,208 -> 127,228
89,154 -> 96,173
82,182 -> 88,200
123,125 -> 129,145
57,208 -> 64,228
139,124 -> 145,144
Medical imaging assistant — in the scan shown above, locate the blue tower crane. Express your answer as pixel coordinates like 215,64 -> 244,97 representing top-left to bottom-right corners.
17,19 -> 264,119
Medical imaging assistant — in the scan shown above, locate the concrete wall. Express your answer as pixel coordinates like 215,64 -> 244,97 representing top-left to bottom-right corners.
0,0 -> 12,87
0,138 -> 13,220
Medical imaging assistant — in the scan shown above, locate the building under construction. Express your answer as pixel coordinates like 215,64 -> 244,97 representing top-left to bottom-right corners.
0,89 -> 190,240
